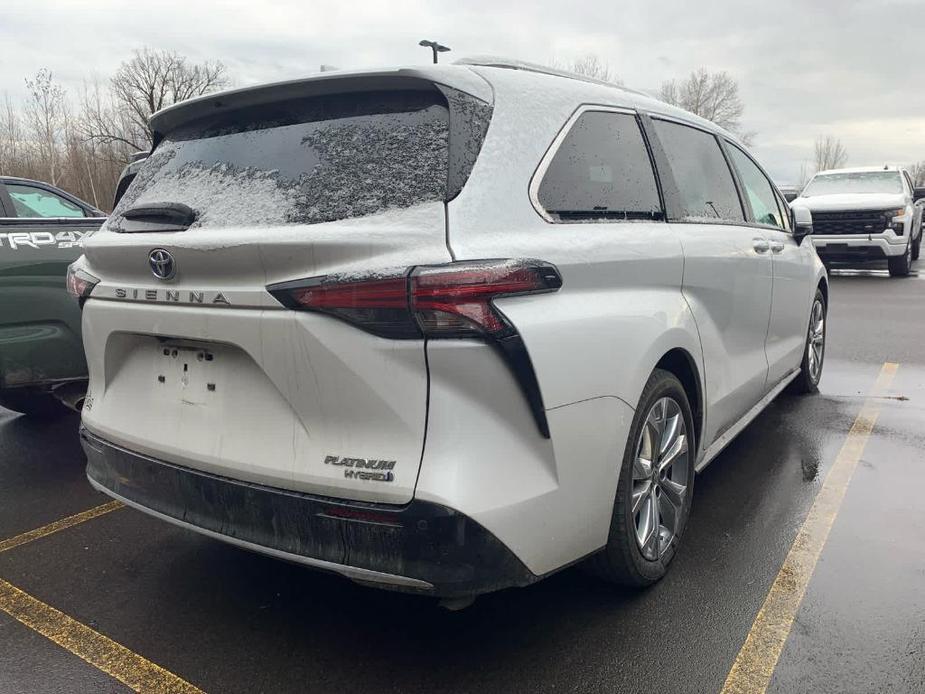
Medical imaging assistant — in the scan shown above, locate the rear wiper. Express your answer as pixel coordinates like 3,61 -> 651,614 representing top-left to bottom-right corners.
118,202 -> 196,232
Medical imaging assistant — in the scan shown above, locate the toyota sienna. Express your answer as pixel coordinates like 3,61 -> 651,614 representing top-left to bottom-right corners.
72,59 -> 828,600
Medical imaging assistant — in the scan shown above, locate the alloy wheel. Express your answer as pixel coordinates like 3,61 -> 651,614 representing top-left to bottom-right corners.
807,298 -> 825,383
631,397 -> 690,561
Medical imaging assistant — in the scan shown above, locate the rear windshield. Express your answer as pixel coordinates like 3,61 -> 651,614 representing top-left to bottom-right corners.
111,90 -> 461,229
802,171 -> 903,197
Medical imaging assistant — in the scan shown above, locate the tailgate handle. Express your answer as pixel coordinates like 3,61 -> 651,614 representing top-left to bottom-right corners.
119,202 -> 196,232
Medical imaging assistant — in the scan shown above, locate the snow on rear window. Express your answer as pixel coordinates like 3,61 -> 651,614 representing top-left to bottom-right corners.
109,91 -> 449,230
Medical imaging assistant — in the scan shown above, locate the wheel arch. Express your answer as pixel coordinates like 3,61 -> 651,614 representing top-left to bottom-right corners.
654,348 -> 703,450
817,275 -> 829,308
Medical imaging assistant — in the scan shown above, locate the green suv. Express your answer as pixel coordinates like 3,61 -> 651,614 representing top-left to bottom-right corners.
0,176 -> 106,416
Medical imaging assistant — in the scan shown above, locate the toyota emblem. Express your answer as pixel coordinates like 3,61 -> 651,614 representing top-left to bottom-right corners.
148,249 -> 176,280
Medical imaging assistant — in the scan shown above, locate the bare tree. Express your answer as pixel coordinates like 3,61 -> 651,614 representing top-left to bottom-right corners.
85,47 -> 228,151
0,48 -> 233,212
658,68 -> 752,142
0,95 -> 26,173
814,135 -> 848,172
797,161 -> 812,189
552,54 -> 621,84
23,69 -> 67,185
80,78 -> 143,154
909,161 -> 925,186
568,54 -> 620,84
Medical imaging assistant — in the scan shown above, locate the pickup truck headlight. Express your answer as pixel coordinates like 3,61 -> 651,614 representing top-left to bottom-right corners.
66,264 -> 99,299
888,208 -> 907,234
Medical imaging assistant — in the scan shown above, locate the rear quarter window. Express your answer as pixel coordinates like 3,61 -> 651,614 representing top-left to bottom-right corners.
536,110 -> 662,222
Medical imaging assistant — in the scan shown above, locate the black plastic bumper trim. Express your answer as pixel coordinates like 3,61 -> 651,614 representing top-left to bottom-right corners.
81,428 -> 537,598
815,245 -> 888,261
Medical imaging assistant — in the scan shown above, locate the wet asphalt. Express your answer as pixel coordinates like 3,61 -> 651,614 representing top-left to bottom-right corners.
1,267 -> 923,693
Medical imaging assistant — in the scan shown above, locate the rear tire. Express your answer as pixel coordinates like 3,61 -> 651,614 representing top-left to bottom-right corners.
0,390 -> 70,418
790,289 -> 826,394
888,242 -> 912,277
588,369 -> 695,587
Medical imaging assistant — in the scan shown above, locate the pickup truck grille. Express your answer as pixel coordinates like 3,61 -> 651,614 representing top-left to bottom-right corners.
811,209 -> 892,235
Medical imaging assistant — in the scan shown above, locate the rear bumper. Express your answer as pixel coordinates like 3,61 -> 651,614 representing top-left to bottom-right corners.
81,428 -> 537,598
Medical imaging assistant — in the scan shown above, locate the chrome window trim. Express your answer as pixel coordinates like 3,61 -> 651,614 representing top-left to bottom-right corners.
528,104 -> 640,224
647,111 -> 724,136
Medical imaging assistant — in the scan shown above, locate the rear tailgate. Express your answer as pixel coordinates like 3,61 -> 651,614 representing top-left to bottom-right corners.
80,72 -> 493,505
81,208 -> 446,505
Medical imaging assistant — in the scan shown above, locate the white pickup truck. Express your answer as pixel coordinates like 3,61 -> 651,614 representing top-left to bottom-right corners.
793,166 -> 925,276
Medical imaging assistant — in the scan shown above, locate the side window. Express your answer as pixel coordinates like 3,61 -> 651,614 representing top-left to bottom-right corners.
775,192 -> 792,231
651,119 -> 744,223
6,183 -> 85,218
536,111 -> 662,221
726,144 -> 785,229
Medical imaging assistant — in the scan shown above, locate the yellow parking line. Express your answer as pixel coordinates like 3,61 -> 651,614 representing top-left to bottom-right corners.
0,578 -> 204,693
721,362 -> 899,694
0,500 -> 123,554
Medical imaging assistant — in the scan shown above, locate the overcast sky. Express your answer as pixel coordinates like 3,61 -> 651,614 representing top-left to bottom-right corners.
3,0 -> 924,183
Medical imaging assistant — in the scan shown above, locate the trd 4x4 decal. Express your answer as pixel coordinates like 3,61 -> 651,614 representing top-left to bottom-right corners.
0,230 -> 88,250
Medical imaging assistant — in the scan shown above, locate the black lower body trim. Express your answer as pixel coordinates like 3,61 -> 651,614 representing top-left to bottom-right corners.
816,245 -> 887,262
81,429 -> 536,598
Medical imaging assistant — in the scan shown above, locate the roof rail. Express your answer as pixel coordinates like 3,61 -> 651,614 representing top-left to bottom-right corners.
455,55 -> 648,96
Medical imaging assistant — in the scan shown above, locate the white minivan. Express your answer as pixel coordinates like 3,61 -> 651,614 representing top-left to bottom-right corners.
71,60 -> 828,600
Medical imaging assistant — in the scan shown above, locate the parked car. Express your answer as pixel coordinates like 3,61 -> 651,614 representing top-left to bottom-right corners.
918,187 -> 925,235
74,60 -> 827,601
112,151 -> 148,209
0,176 -> 105,416
793,166 -> 924,276
778,184 -> 801,202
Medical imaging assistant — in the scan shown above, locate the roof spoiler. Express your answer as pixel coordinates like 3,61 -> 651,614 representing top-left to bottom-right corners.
149,67 -> 493,144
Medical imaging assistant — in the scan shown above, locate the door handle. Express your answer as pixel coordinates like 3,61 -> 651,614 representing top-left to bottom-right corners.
753,238 -> 770,253
769,241 -> 785,253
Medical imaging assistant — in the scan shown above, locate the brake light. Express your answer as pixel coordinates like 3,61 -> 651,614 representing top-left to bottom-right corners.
66,264 -> 99,300
282,275 -> 415,338
412,261 -> 560,337
269,260 -> 562,340
268,260 -> 563,438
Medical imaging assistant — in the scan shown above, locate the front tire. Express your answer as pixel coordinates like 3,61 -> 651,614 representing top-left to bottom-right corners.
912,236 -> 921,261
0,389 -> 70,418
888,242 -> 912,277
589,369 -> 695,587
790,289 -> 826,394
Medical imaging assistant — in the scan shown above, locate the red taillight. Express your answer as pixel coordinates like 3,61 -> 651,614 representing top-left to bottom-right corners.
66,263 -> 99,300
412,262 -> 555,337
267,259 -> 562,438
278,273 -> 417,339
290,277 -> 409,310
268,260 -> 562,339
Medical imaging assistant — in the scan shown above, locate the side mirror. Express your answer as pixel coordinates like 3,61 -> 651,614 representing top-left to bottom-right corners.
791,205 -> 813,245
914,187 -> 925,203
